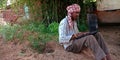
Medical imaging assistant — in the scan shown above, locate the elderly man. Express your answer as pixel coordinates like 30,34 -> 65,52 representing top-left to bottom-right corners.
59,4 -> 111,60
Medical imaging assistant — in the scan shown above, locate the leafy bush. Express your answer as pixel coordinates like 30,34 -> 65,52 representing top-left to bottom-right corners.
0,21 -> 59,53
0,24 -> 20,41
21,22 -> 46,33
48,22 -> 59,34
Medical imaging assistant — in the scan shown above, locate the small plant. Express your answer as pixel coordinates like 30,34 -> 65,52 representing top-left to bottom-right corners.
48,22 -> 59,34
0,24 -> 20,41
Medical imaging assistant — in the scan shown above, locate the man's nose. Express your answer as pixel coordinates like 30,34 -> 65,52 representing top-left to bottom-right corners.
77,13 -> 79,16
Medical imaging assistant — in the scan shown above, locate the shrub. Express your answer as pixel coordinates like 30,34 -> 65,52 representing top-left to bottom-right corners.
48,22 -> 59,34
0,24 -> 20,41
0,21 -> 59,53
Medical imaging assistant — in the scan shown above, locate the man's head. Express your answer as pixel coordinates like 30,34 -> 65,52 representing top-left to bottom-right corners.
66,4 -> 80,28
66,4 -> 81,20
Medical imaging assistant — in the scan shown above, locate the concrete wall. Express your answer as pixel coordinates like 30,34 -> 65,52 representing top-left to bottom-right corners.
97,0 -> 120,11
96,0 -> 120,23
96,10 -> 120,23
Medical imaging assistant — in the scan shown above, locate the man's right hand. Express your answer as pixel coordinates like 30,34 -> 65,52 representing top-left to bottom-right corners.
71,32 -> 89,40
71,34 -> 77,40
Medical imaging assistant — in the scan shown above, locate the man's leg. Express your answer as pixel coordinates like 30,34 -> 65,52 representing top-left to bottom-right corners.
94,32 -> 111,60
66,35 -> 106,60
94,32 -> 109,54
85,35 -> 106,60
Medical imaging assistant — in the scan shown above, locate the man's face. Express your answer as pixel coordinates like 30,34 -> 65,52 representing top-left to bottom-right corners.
71,11 -> 80,20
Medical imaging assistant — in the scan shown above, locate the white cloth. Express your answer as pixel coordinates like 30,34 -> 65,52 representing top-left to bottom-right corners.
59,16 -> 79,49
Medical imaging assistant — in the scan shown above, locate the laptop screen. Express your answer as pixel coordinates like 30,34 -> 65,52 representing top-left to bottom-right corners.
87,14 -> 98,32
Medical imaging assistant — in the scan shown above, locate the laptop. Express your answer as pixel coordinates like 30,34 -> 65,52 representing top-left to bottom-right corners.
87,13 -> 98,32
75,14 -> 98,39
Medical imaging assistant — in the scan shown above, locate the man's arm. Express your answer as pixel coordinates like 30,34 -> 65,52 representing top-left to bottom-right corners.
59,20 -> 73,44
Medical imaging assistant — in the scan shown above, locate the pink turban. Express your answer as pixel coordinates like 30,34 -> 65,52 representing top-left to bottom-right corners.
66,4 -> 81,28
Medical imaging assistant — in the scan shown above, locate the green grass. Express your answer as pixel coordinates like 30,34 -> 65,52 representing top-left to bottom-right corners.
0,22 -> 58,53
0,20 -> 88,53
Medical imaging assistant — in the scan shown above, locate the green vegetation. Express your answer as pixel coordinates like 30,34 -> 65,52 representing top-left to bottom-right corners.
0,0 -> 96,53
14,0 -> 96,31
0,0 -> 7,9
0,21 -> 58,53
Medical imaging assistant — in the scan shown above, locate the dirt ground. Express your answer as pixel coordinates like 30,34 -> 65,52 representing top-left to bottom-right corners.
99,26 -> 120,60
0,18 -> 120,60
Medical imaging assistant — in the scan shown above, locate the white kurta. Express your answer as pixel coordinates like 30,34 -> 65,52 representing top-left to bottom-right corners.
59,16 -> 79,49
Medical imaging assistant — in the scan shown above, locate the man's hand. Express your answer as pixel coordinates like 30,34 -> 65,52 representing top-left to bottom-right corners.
71,32 -> 89,40
71,34 -> 77,40
76,32 -> 89,36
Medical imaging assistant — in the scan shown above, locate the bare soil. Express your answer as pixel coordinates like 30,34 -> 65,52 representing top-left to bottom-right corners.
0,18 -> 120,60
99,26 -> 120,60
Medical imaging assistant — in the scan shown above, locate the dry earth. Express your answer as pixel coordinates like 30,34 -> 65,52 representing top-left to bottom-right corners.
0,17 -> 120,60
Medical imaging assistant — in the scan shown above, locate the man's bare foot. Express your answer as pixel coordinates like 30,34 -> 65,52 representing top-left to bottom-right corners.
106,54 -> 112,60
102,57 -> 106,60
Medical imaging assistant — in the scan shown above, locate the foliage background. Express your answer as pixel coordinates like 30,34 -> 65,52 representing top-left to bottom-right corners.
0,0 -> 96,53
14,0 -> 96,31
0,0 -> 7,8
